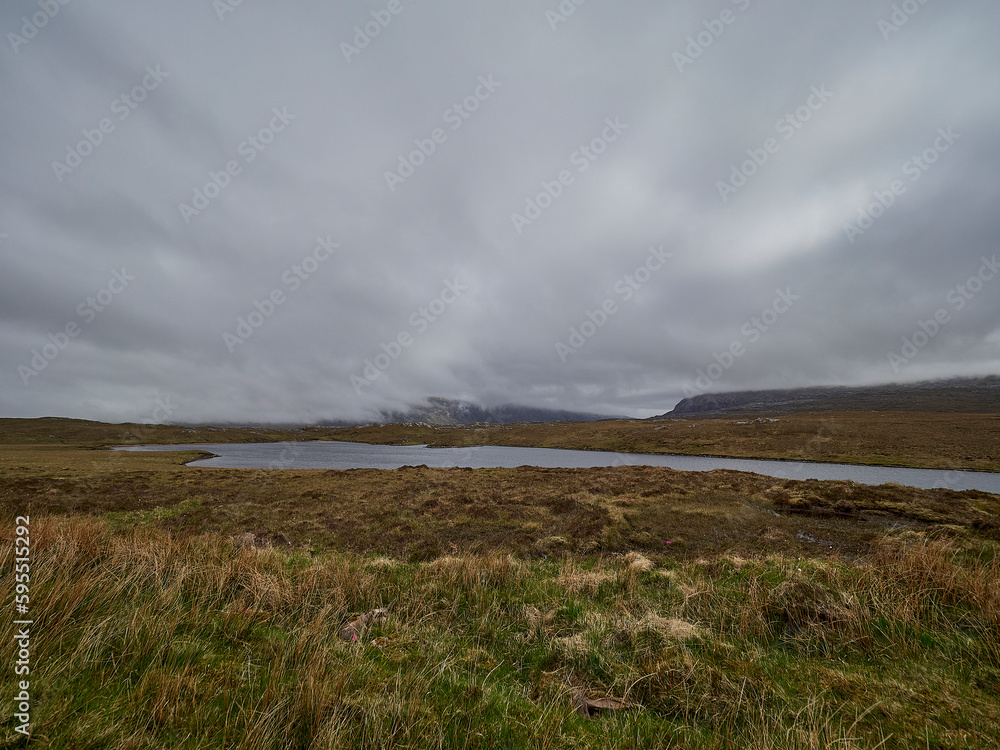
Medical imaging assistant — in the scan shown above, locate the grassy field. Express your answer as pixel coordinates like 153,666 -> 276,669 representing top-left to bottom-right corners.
320,412 -> 1000,473
2,416 -> 1000,748
3,411 -> 999,472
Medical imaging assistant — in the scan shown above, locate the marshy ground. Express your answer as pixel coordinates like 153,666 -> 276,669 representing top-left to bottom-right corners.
1,414 -> 999,748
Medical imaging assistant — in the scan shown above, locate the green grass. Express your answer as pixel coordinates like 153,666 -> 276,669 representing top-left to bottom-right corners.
2,518 -> 999,748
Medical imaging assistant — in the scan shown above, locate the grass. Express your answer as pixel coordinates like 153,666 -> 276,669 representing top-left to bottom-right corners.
4,444 -> 999,558
2,517 -> 999,748
320,411 -> 1000,473
2,414 -> 1000,747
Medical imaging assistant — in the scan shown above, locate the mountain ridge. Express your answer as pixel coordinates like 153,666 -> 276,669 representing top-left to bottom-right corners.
659,376 -> 1000,418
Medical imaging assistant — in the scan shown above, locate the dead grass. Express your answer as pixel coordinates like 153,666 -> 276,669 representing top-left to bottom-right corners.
4,442 -> 999,563
3,515 -> 1000,748
318,411 -> 1000,472
624,552 -> 656,572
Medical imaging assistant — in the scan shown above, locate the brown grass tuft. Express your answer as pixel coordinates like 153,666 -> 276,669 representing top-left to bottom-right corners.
624,551 -> 655,572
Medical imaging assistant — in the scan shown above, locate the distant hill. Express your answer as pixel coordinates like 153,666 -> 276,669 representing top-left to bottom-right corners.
375,397 -> 612,426
659,376 -> 1000,418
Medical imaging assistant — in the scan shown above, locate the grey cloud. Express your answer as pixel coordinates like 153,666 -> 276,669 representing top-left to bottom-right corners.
1,0 -> 998,423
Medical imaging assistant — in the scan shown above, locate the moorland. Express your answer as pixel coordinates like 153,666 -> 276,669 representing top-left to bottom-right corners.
1,411 -> 999,748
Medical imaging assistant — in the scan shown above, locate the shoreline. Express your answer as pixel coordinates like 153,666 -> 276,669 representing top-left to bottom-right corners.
109,438 -> 1000,476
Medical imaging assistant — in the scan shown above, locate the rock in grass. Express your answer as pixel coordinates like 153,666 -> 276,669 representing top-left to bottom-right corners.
231,531 -> 290,551
570,689 -> 633,718
231,532 -> 269,550
339,607 -> 389,641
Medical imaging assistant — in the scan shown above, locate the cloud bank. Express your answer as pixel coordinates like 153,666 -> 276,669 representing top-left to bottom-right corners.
2,0 -> 998,423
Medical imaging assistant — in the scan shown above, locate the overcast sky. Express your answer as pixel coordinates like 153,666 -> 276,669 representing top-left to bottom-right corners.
2,0 -> 999,424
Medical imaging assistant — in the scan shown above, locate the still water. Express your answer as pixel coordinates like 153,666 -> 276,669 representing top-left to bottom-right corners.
113,441 -> 1000,493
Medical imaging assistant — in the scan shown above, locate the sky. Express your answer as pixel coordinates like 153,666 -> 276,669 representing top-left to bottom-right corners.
2,0 -> 999,424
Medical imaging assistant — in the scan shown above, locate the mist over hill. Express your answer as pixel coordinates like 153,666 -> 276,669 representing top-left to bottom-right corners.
372,397 -> 613,426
